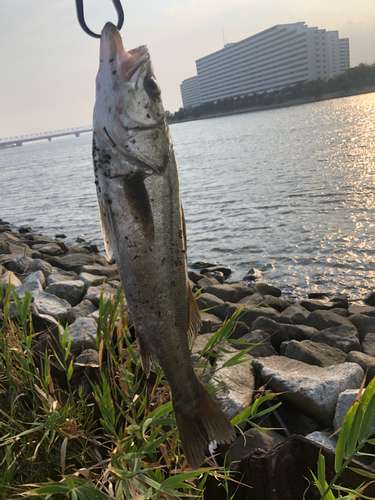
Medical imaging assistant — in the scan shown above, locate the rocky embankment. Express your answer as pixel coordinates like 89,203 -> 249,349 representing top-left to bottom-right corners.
1,219 -> 375,473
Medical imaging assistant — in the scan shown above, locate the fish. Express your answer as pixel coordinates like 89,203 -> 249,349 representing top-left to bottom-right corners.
92,22 -> 235,468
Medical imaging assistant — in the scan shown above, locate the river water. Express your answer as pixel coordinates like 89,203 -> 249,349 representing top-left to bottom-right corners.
1,93 -> 374,300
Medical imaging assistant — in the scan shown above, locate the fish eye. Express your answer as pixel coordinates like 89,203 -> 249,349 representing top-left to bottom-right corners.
145,77 -> 161,98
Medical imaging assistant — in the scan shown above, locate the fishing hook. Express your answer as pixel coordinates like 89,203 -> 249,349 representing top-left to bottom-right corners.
75,0 -> 124,38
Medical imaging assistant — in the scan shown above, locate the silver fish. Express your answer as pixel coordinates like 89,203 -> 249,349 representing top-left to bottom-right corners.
92,22 -> 235,468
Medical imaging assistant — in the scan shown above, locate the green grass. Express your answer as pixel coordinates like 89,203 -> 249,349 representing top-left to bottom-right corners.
0,282 -> 280,499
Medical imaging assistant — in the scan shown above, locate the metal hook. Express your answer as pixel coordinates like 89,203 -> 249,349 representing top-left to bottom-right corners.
75,0 -> 124,38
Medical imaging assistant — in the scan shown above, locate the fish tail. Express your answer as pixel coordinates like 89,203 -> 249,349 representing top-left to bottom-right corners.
174,384 -> 236,469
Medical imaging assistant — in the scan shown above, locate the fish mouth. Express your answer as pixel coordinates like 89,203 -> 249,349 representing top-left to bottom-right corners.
100,22 -> 149,83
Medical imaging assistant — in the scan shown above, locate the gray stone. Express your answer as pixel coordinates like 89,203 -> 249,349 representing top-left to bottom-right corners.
4,256 -> 52,277
74,272 -> 107,292
32,292 -> 71,326
252,356 -> 364,426
0,231 -> 33,257
45,280 -> 85,307
31,242 -> 64,256
230,283 -> 254,302
362,332 -> 375,357
196,277 -> 221,289
13,271 -> 45,298
263,295 -> 295,312
83,283 -> 118,307
204,284 -> 238,303
281,339 -> 346,367
349,314 -> 375,342
68,317 -> 98,354
304,310 -> 354,331
310,325 -> 360,353
227,429 -> 285,464
199,312 -> 223,334
0,270 -> 22,292
300,299 -> 337,312
333,389 -> 375,435
253,282 -> 281,297
79,263 -> 118,278
364,292 -> 375,307
240,306 -> 290,328
228,321 -> 250,340
211,351 -> 256,418
238,292 -> 265,307
281,304 -> 309,324
235,330 -> 277,357
345,351 -> 375,385
66,299 -> 98,324
196,293 -> 225,317
305,431 -> 337,453
46,268 -> 78,285
277,324 -> 318,342
45,253 -> 109,273
348,305 -> 375,318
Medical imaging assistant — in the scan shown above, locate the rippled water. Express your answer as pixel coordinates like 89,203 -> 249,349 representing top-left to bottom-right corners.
1,93 -> 374,300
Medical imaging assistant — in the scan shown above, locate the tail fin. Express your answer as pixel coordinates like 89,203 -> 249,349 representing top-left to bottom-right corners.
174,384 -> 236,469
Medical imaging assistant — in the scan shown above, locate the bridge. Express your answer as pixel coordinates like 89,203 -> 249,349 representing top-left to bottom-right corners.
0,126 -> 93,147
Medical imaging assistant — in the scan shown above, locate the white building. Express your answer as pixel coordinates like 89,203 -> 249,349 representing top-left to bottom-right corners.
180,22 -> 350,107
180,76 -> 201,108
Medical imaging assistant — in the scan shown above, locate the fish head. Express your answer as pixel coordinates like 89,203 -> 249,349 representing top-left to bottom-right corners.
94,22 -> 171,175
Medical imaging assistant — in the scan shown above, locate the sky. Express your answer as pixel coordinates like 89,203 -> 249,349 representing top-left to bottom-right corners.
0,0 -> 374,138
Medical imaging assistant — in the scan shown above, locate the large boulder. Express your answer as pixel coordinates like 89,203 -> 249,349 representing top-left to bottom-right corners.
68,317 -> 98,354
348,314 -> 375,342
345,351 -> 375,385
0,270 -> 22,292
281,339 -> 346,367
304,310 -> 354,331
281,304 -> 309,324
4,256 -> 52,277
252,356 -> 364,426
45,280 -> 85,307
66,299 -> 98,324
32,292 -> 71,326
310,325 -> 361,353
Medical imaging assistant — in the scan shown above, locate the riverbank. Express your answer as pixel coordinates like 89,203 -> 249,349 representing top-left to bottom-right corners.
168,86 -> 375,124
1,219 -> 375,496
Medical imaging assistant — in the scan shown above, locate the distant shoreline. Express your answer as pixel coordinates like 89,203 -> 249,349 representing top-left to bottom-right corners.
168,86 -> 375,125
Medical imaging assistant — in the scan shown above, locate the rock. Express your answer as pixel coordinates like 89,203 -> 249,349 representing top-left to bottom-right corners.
18,226 -> 33,233
65,244 -> 90,255
204,284 -> 238,303
348,305 -> 375,318
32,292 -> 71,326
305,431 -> 337,453
236,330 -> 277,357
4,256 -> 52,277
196,277 -> 222,289
201,271 -> 225,283
238,306 -> 289,328
75,272 -> 107,292
79,264 -> 118,278
281,304 -> 309,323
349,314 -> 375,342
68,317 -> 98,354
0,231 -> 33,257
45,280 -> 85,307
230,283 -> 254,301
300,299 -> 337,312
71,349 -> 100,396
281,339 -> 346,367
45,253 -> 108,273
188,270 -> 203,284
66,299 -> 98,324
200,265 -> 232,278
364,292 -> 375,307
55,233 -> 67,239
345,351 -> 375,385
253,282 -> 281,297
211,351 -> 256,418
242,268 -> 262,281
304,309 -> 354,331
227,429 -> 285,464
331,295 -> 349,309
195,293 -> 225,317
191,261 -> 218,270
252,356 -> 364,426
13,271 -> 45,298
333,389 -> 375,435
228,321 -> 250,340
46,268 -> 78,285
0,270 -> 22,292
31,242 -> 64,256
362,333 -> 375,357
310,325 -> 361,353
199,312 -> 223,334
277,324 -> 318,342
263,295 -> 295,312
83,283 -> 118,307
238,292 -> 265,307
